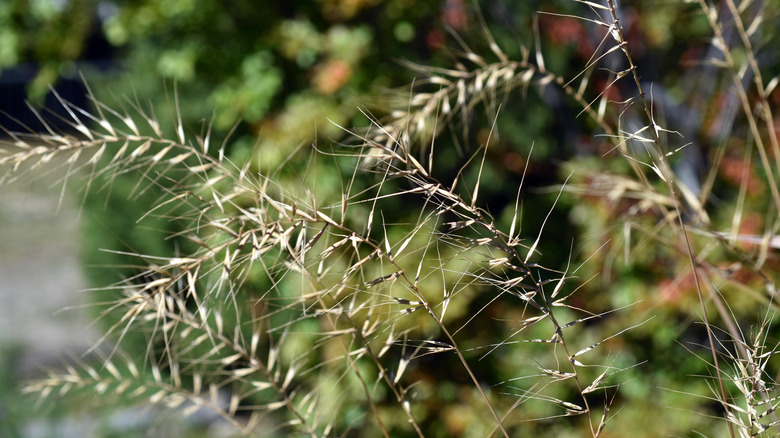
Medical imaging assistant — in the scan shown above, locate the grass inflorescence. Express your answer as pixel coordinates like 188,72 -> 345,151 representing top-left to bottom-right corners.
2,1 -> 779,436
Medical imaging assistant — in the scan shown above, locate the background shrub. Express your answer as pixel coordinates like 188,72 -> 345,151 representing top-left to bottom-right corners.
1,0 -> 779,436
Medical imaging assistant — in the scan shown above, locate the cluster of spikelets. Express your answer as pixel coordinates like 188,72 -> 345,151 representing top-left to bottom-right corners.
4,77 -> 630,435
2,0 -> 780,436
2,86 -> 623,436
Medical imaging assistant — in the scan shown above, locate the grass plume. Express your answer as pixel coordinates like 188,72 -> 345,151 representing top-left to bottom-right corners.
2,0 -> 779,436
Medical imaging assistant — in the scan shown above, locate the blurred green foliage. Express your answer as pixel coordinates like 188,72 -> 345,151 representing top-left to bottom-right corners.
3,0 -> 780,436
